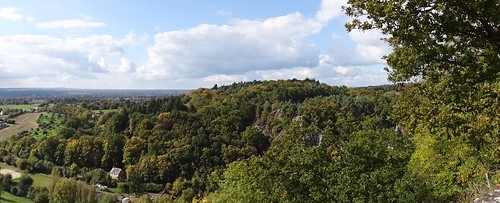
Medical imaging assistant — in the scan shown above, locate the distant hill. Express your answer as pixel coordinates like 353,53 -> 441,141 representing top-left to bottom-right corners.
0,88 -> 188,98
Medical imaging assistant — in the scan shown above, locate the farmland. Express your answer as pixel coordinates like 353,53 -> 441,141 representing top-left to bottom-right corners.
0,104 -> 37,110
0,113 -> 41,141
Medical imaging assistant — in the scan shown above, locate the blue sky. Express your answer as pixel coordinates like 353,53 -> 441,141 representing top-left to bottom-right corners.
0,0 -> 391,89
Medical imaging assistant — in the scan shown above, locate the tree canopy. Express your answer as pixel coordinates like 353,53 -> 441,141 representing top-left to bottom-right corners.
346,0 -> 500,201
345,0 -> 500,84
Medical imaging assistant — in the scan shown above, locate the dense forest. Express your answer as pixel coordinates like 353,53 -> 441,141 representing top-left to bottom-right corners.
0,77 -> 495,202
1,79 -> 414,202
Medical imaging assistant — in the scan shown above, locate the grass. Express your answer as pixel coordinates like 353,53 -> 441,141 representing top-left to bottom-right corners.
0,191 -> 33,203
28,130 -> 49,140
29,113 -> 63,140
0,162 -> 18,171
30,173 -> 53,188
0,105 -> 37,110
37,113 -> 63,125
0,163 -> 54,189
108,187 -> 121,194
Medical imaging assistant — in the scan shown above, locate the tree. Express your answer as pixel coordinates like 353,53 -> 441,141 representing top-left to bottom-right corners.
57,126 -> 76,139
28,186 -> 49,203
344,0 -> 500,84
104,110 -> 129,134
36,136 -> 62,163
123,137 -> 145,166
345,0 -> 500,200
210,125 -> 337,203
51,179 -> 77,203
2,173 -> 12,191
17,175 -> 34,196
50,178 -> 96,203
101,134 -> 125,170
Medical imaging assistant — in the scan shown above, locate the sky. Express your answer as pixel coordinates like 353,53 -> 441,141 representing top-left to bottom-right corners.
0,0 -> 392,89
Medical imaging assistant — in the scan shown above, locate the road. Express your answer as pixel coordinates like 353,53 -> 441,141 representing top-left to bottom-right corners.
0,113 -> 41,141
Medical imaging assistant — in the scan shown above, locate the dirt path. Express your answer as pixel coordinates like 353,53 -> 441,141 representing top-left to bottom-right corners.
0,169 -> 21,179
0,113 -> 41,141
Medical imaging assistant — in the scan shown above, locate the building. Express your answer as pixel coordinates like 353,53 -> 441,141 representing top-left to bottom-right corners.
109,167 -> 125,180
34,106 -> 45,112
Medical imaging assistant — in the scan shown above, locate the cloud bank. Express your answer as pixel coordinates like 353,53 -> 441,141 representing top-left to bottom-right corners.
0,0 -> 391,89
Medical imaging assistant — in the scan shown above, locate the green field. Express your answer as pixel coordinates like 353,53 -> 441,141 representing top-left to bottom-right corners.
30,113 -> 63,140
0,163 -> 54,189
37,113 -> 62,125
0,105 -> 37,110
30,173 -> 53,188
0,191 -> 33,203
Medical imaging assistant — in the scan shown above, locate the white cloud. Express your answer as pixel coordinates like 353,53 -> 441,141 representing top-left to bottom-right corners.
116,57 -> 136,73
203,74 -> 247,84
121,31 -> 149,45
0,7 -> 32,22
36,19 -> 105,29
326,29 -> 391,66
0,0 -> 391,89
138,0 -> 342,81
349,29 -> 391,64
315,0 -> 347,24
0,34 -> 140,88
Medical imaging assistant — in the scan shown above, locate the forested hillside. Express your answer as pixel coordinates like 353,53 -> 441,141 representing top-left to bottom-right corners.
1,77 -> 498,202
0,79 -> 419,202
344,0 -> 500,202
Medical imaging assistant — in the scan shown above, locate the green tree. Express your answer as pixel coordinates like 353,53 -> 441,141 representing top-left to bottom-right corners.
2,173 -> 12,191
211,125 -> 336,203
50,178 -> 96,203
104,110 -> 129,134
345,0 -> 500,200
101,134 -> 125,170
36,136 -> 62,163
17,174 -> 34,197
345,0 -> 500,84
123,137 -> 145,166
51,178 -> 77,203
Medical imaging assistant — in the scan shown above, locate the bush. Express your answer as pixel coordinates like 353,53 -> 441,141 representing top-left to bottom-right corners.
117,182 -> 129,193
18,174 -> 34,196
179,188 -> 195,202
3,154 -> 14,165
145,183 -> 164,192
10,186 -> 19,196
2,173 -> 11,190
28,186 -> 49,203
16,158 -> 29,170
99,194 -> 117,203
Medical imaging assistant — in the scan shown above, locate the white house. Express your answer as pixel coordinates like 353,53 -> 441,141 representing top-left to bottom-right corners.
109,167 -> 125,180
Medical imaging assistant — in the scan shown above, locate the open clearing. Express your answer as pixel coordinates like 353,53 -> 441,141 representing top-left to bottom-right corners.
0,169 -> 22,179
0,113 -> 41,141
